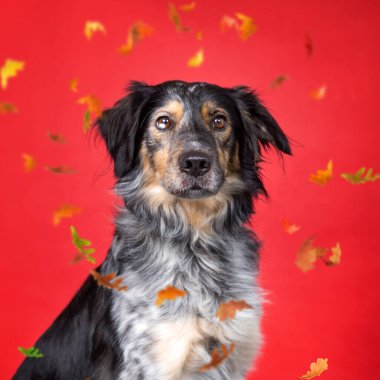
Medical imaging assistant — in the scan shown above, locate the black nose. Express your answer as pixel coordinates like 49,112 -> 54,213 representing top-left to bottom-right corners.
179,152 -> 212,177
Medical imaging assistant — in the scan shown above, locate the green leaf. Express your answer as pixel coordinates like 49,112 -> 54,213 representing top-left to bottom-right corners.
18,346 -> 44,358
83,109 -> 92,133
70,225 -> 96,264
341,167 -> 380,184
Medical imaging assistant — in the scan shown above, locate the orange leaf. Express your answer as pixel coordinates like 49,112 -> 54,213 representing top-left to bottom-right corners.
195,31 -> 203,40
53,204 -> 82,226
45,165 -> 77,174
199,343 -> 236,372
0,102 -> 18,114
77,95 -> 102,118
179,1 -> 196,11
21,154 -> 36,173
327,242 -> 341,266
216,300 -> 253,322
118,21 -> 153,55
90,270 -> 128,292
299,358 -> 328,379
235,13 -> 257,40
84,21 -> 106,40
69,78 -> 78,92
47,131 -> 67,144
295,236 -> 328,273
309,160 -> 333,186
155,285 -> 187,306
281,218 -> 301,234
187,49 -> 204,67
309,85 -> 327,100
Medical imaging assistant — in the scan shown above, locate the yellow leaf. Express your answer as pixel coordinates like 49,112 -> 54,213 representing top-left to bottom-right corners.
341,167 -> 380,184
299,358 -> 328,379
21,154 -> 36,173
78,95 -> 102,117
309,160 -> 333,186
84,21 -> 106,40
309,85 -> 327,100
1,59 -> 25,89
0,102 -> 18,114
69,78 -> 78,92
179,1 -> 196,11
187,49 -> 204,67
295,236 -> 327,273
155,285 -> 187,306
281,218 -> 300,234
118,21 -> 153,55
235,13 -> 257,40
53,205 -> 82,226
328,243 -> 341,266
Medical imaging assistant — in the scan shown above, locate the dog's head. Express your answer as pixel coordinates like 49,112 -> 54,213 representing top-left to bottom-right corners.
97,80 -> 291,202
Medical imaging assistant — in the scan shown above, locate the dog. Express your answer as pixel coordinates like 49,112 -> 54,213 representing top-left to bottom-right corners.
13,80 -> 291,380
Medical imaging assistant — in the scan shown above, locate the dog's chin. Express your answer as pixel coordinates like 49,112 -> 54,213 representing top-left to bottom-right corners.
168,184 -> 220,199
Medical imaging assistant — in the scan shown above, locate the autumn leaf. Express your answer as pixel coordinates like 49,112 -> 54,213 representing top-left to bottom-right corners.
47,131 -> 67,144
45,165 -> 77,174
83,109 -> 92,133
90,269 -> 128,291
0,102 -> 18,114
309,85 -> 327,100
220,15 -> 239,33
199,343 -> 236,372
69,78 -> 78,92
216,300 -> 253,322
53,205 -> 82,226
188,49 -> 204,67
21,154 -> 36,173
299,358 -> 328,379
84,21 -> 106,40
269,75 -> 289,89
327,243 -> 341,266
235,13 -> 257,40
18,346 -> 44,358
179,1 -> 196,11
305,34 -> 313,57
70,225 -> 96,264
341,167 -> 380,184
309,160 -> 333,186
168,3 -> 189,32
118,21 -> 153,54
195,31 -> 203,40
1,59 -> 25,89
78,95 -> 102,117
295,236 -> 328,273
281,218 -> 301,234
156,285 -> 187,306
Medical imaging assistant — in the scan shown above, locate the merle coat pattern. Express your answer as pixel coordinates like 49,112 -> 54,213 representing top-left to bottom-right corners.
13,80 -> 291,380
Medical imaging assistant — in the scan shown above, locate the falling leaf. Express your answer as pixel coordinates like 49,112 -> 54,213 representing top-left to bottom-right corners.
220,15 -> 239,33
21,154 -> 36,173
90,270 -> 128,291
216,300 -> 253,322
269,75 -> 289,89
327,243 -> 341,266
281,218 -> 301,234
235,13 -> 257,40
78,95 -> 102,117
53,205 -> 82,226
18,346 -> 44,358
0,102 -> 18,114
84,21 -> 106,40
179,1 -> 196,11
309,85 -> 327,100
168,3 -> 188,32
295,236 -> 328,273
70,225 -> 96,264
69,78 -> 78,92
0,59 -> 25,89
299,358 -> 328,379
305,34 -> 313,57
118,21 -> 154,54
195,31 -> 203,40
309,160 -> 333,186
47,131 -> 67,144
83,109 -> 92,133
199,343 -> 236,372
341,167 -> 380,184
156,285 -> 187,306
46,165 -> 77,174
188,49 -> 204,67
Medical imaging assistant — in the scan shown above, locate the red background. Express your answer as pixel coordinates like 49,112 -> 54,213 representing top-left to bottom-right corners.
1,0 -> 380,379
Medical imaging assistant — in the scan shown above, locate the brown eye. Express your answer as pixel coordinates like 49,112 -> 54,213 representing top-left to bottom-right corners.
212,115 -> 227,130
156,116 -> 172,130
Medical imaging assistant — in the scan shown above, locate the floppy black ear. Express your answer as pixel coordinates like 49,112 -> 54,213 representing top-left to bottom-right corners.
231,86 -> 291,156
96,81 -> 154,178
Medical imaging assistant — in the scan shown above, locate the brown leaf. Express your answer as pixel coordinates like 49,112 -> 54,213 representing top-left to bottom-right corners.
0,102 -> 18,114
47,131 -> 67,144
90,270 -> 128,292
118,21 -> 154,54
199,343 -> 236,372
168,3 -> 189,31
295,236 -> 328,273
216,300 -> 253,322
305,34 -> 313,57
156,285 -> 187,306
269,75 -> 289,89
45,165 -> 77,174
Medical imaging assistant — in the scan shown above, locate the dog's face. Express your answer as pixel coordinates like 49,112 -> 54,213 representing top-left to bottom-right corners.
97,81 -> 291,201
